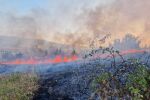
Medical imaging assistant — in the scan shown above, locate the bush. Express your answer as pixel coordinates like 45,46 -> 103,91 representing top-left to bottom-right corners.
126,65 -> 150,99
92,61 -> 150,99
88,47 -> 150,99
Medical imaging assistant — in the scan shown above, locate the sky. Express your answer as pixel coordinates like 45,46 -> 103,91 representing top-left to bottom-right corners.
0,0 -> 114,40
0,0 -> 112,15
0,0 -> 113,34
0,0 -> 149,47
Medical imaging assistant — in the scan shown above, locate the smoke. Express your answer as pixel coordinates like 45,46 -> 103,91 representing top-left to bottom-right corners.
0,0 -> 149,50
79,0 -> 150,47
45,0 -> 150,48
0,9 -> 57,53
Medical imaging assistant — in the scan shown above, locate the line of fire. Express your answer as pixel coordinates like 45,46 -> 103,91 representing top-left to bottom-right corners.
0,34 -> 149,65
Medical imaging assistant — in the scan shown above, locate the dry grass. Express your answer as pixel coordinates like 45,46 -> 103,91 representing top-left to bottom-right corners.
0,72 -> 39,100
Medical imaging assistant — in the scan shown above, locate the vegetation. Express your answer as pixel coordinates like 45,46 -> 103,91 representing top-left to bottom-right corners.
0,73 -> 38,100
126,64 -> 150,99
87,46 -> 150,99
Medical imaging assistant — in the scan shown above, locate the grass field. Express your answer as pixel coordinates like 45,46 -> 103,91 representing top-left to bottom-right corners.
0,73 -> 38,100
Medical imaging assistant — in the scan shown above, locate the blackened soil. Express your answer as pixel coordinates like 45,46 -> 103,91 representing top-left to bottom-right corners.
33,61 -> 103,100
33,71 -> 75,100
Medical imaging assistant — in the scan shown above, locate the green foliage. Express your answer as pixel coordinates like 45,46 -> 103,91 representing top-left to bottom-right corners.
54,48 -> 62,55
91,55 -> 150,99
72,49 -> 77,55
87,37 -> 150,99
126,65 -> 150,99
95,72 -> 111,83
0,73 -> 38,100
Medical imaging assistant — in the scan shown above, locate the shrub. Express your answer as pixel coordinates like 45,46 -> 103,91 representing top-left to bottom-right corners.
88,46 -> 150,99
126,65 -> 150,99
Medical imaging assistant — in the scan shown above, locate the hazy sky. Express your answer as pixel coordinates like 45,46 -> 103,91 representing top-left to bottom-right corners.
0,0 -> 114,36
0,0 -> 149,47
0,0 -> 112,13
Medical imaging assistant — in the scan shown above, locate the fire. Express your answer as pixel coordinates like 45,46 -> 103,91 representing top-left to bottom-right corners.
0,55 -> 78,65
0,49 -> 146,65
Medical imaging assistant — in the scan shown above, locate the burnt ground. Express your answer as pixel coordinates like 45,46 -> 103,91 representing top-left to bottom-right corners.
32,55 -> 150,100
0,53 -> 149,100
33,71 -> 74,100
33,61 -> 103,100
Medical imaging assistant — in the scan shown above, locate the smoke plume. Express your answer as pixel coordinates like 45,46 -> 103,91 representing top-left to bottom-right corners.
47,0 -> 150,48
78,0 -> 150,47
0,0 -> 150,49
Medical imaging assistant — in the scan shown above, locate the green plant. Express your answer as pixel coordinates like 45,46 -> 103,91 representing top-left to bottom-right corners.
0,73 -> 39,100
88,45 -> 150,99
91,58 -> 150,99
95,72 -> 111,83
126,65 -> 150,99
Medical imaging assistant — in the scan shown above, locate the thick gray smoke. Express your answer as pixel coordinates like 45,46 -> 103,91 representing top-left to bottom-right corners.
79,0 -> 150,47
43,0 -> 150,48
0,9 -> 58,55
0,0 -> 149,50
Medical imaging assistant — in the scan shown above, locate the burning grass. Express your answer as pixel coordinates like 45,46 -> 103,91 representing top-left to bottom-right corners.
0,55 -> 78,65
0,73 -> 38,100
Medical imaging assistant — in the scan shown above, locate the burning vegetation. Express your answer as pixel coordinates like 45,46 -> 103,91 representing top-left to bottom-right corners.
0,33 -> 149,100
0,0 -> 150,99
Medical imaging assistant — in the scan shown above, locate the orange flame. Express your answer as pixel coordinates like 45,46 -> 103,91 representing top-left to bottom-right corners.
0,49 -> 146,65
1,55 -> 78,65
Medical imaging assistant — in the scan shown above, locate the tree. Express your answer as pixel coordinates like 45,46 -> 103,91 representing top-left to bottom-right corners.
112,34 -> 141,50
71,49 -> 77,55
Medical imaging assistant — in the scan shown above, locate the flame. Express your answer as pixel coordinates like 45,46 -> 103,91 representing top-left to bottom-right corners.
0,55 -> 78,65
0,49 -> 146,65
